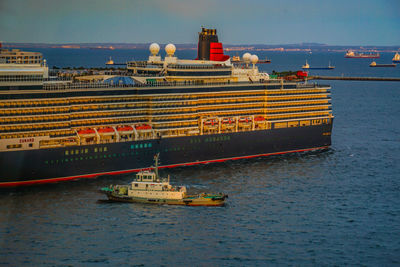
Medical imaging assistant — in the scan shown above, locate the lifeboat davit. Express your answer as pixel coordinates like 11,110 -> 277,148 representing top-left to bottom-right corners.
97,127 -> 115,135
254,116 -> 265,122
135,124 -> 152,130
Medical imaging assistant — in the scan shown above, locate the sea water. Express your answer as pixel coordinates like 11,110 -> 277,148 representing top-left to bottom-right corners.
0,49 -> 399,266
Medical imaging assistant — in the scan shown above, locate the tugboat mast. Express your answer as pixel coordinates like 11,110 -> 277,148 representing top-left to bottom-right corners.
154,153 -> 160,180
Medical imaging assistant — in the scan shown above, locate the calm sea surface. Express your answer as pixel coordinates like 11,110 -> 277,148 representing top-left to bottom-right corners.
0,49 -> 399,266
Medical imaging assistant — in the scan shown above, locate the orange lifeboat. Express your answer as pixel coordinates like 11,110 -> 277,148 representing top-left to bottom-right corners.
221,118 -> 235,124
78,129 -> 96,135
203,118 -> 218,126
239,117 -> 252,123
135,124 -> 152,130
97,127 -> 115,135
117,126 -> 133,132
254,116 -> 265,122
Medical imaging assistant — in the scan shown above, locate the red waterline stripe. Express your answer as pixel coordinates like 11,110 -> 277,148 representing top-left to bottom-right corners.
0,146 -> 329,188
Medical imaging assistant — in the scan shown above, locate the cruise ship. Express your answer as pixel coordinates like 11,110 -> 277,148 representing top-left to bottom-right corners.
0,28 -> 333,187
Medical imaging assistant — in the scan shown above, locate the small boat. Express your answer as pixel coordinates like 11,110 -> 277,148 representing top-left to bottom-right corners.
392,52 -> 400,63
116,125 -> 134,134
203,118 -> 218,126
231,55 -> 240,62
369,61 -> 396,67
221,118 -> 235,124
254,116 -> 265,122
302,60 -> 335,70
77,128 -> 96,136
100,154 -> 228,206
135,124 -> 152,130
105,57 -> 114,65
258,57 -> 271,64
97,127 -> 115,135
238,117 -> 252,123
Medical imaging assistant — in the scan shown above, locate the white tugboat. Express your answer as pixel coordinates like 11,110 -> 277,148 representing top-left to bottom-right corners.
100,154 -> 227,206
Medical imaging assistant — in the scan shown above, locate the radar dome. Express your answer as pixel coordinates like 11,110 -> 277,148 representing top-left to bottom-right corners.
243,53 -> 251,63
149,43 -> 160,55
250,54 -> 259,64
165,43 -> 176,56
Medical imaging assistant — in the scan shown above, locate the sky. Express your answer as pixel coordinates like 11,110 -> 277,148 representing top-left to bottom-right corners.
0,0 -> 399,46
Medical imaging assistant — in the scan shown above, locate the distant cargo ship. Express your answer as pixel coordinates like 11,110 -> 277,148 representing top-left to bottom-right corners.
90,46 -> 115,50
345,50 -> 380,58
392,52 -> 400,63
369,61 -> 396,67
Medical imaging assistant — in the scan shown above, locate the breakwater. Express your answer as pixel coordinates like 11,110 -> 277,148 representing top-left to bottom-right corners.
310,76 -> 400,81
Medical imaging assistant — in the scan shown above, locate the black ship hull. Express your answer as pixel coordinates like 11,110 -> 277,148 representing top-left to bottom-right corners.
0,122 -> 333,187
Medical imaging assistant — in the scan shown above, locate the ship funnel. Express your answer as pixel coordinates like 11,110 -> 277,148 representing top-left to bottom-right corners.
197,27 -> 229,61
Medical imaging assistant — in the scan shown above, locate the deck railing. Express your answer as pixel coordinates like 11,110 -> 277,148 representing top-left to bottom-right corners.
35,79 -> 330,91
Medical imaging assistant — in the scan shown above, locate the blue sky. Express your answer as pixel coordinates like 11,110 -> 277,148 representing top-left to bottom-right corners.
1,0 -> 399,45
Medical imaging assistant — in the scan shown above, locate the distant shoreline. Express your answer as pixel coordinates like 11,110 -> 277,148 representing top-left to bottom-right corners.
2,43 -> 399,53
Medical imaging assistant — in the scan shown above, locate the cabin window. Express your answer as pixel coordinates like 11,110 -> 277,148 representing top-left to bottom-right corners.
94,148 -> 98,153
65,151 -> 69,156
148,143 -> 152,148
104,147 -> 108,152
6,144 -> 22,149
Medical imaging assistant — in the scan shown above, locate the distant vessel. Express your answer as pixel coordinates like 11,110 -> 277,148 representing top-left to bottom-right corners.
90,46 -> 115,50
345,50 -> 380,58
105,57 -> 114,65
369,61 -> 396,67
100,154 -> 228,206
392,52 -> 400,63
231,55 -> 240,62
232,55 -> 270,64
302,60 -> 335,70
